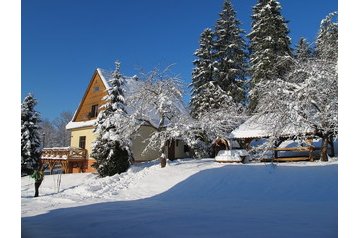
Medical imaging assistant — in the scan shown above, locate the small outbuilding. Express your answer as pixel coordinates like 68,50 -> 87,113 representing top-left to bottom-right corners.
229,113 -> 319,162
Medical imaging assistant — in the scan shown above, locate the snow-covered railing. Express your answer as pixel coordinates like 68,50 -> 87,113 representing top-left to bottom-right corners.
41,147 -> 86,160
41,147 -> 87,173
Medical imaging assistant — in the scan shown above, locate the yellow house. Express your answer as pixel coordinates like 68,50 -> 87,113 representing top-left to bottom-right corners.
65,68 -> 190,173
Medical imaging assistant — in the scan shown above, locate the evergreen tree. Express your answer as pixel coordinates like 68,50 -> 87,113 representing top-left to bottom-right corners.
190,28 -> 215,118
295,37 -> 312,62
91,61 -> 131,177
248,0 -> 292,111
194,81 -> 235,115
315,12 -> 338,61
213,0 -> 247,104
21,93 -> 42,175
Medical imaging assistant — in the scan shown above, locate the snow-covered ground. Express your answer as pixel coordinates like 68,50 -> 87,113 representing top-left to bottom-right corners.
22,159 -> 338,238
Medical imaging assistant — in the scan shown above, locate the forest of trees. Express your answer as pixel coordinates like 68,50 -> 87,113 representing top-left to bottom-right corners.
190,0 -> 337,161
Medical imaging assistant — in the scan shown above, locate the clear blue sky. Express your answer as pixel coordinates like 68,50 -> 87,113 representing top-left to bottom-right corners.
22,0 -> 337,121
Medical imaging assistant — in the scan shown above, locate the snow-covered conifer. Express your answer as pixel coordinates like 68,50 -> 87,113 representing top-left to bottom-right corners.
182,82 -> 246,158
91,61 -> 131,177
248,0 -> 292,111
295,37 -> 312,62
21,93 -> 42,175
315,12 -> 338,62
193,82 -> 235,118
213,0 -> 247,104
190,28 -> 215,118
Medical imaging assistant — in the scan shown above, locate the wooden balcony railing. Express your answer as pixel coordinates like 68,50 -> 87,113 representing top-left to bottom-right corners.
41,147 -> 87,174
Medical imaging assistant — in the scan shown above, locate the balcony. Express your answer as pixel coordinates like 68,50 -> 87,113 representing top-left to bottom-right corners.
41,147 -> 87,174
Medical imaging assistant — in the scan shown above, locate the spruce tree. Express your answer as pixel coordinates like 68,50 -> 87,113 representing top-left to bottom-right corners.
213,0 -> 247,104
195,81 -> 235,115
295,37 -> 312,62
21,93 -> 42,175
190,28 -> 215,118
248,0 -> 292,111
91,61 -> 131,177
316,12 -> 338,62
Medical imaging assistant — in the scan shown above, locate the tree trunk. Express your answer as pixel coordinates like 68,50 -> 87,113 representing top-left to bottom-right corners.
329,136 -> 335,157
159,146 -> 167,168
320,136 -> 329,162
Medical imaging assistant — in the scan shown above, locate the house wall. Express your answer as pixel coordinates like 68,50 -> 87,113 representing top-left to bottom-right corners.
163,139 -> 191,160
69,124 -> 192,172
131,125 -> 161,162
74,72 -> 107,122
70,126 -> 97,172
175,140 -> 190,159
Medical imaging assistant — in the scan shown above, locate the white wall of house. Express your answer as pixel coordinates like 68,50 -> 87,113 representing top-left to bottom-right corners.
131,125 -> 161,162
70,127 -> 96,160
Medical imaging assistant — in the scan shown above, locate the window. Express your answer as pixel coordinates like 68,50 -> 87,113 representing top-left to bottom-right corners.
79,136 -> 86,149
88,104 -> 98,118
93,86 -> 100,92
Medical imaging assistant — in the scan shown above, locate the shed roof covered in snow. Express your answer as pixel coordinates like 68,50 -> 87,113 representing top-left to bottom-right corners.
229,113 -> 315,139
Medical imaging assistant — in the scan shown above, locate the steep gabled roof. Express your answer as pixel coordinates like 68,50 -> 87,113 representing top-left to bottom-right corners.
66,68 -> 188,130
66,68 -> 139,130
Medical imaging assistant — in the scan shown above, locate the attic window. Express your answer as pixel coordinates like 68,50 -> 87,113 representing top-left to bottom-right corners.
88,104 -> 98,118
93,86 -> 100,92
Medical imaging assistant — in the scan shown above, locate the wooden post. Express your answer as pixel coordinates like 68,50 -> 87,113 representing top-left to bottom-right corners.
309,147 -> 314,161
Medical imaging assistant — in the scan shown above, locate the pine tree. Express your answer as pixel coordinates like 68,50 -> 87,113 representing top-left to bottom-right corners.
213,0 -> 247,104
295,37 -> 312,62
190,28 -> 215,118
315,12 -> 338,62
248,0 -> 292,111
91,61 -> 131,177
194,81 -> 235,115
21,93 -> 42,175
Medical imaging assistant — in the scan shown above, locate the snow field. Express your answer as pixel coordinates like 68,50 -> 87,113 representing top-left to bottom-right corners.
22,159 -> 337,237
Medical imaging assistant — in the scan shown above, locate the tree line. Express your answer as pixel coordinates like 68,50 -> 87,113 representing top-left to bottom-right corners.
190,0 -> 337,162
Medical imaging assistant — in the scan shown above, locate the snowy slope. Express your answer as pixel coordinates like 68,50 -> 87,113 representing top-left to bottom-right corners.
22,159 -> 337,238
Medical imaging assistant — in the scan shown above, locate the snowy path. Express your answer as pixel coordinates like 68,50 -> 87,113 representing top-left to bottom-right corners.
22,159 -> 337,238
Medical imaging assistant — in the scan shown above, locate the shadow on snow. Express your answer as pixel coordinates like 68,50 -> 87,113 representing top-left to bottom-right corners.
22,164 -> 338,238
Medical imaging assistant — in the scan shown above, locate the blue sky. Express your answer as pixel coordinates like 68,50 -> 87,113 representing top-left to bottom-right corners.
22,0 -> 337,120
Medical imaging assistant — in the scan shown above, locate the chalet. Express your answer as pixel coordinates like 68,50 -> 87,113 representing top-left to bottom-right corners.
42,68 -> 190,173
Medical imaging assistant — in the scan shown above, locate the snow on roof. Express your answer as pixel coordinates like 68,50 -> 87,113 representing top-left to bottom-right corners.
97,68 -> 141,94
229,113 -> 314,139
66,119 -> 97,130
